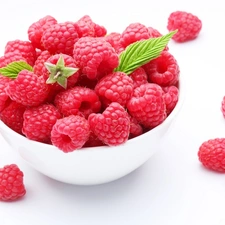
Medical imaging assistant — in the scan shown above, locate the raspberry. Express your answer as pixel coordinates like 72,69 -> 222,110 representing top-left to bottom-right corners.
22,103 -> 61,143
144,51 -> 180,86
163,85 -> 179,114
221,96 -> 225,118
54,86 -> 101,118
88,102 -> 130,146
198,138 -> 225,172
127,83 -> 166,129
51,115 -> 90,152
167,11 -> 202,42
95,71 -> 134,107
0,75 -> 11,112
41,22 -> 79,56
76,15 -> 107,38
44,53 -> 80,91
104,32 -> 124,54
73,37 -> 119,80
148,27 -> 163,38
129,67 -> 148,89
83,131 -> 105,148
121,23 -> 150,48
4,40 -> 36,66
0,101 -> 26,134
0,164 -> 26,201
33,50 -> 52,77
28,15 -> 58,50
0,52 -> 27,67
5,70 -> 50,107
129,116 -> 143,139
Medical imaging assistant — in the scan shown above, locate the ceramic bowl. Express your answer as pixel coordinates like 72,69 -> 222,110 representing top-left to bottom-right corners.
0,76 -> 185,185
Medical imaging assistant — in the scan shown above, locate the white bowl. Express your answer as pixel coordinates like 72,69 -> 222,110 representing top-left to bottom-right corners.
0,77 -> 185,185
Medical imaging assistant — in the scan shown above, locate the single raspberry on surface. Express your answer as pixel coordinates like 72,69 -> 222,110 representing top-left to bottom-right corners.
54,86 -> 101,118
73,37 -> 119,80
22,103 -> 61,143
41,22 -> 79,56
5,70 -> 50,107
221,96 -> 225,118
129,67 -> 148,89
144,51 -> 180,86
88,102 -> 130,146
127,83 -> 166,129
95,71 -> 134,107
4,40 -> 36,66
0,52 -> 27,68
121,23 -> 150,48
0,164 -> 26,201
28,15 -> 58,50
0,101 -> 26,135
0,75 -> 12,112
76,15 -> 107,38
167,11 -> 202,42
51,115 -> 90,153
163,85 -> 179,114
104,32 -> 124,54
198,138 -> 225,172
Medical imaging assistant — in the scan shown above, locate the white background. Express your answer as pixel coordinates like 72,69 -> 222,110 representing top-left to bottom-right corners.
1,0 -> 225,224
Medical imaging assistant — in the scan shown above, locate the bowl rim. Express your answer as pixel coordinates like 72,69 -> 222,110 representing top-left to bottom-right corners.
0,74 -> 185,153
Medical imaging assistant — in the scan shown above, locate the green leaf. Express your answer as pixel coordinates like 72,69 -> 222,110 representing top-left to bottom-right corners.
0,61 -> 33,78
115,30 -> 177,74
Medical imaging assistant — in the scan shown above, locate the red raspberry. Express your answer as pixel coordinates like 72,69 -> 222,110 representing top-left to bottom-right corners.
83,131 -> 105,148
198,138 -> 225,172
76,15 -> 107,38
0,75 -> 11,112
167,11 -> 202,42
51,115 -> 90,152
0,52 -> 27,67
104,32 -> 124,54
44,53 -> 80,91
129,116 -> 143,139
121,23 -> 150,48
127,83 -> 166,129
95,71 -> 134,107
76,74 -> 98,90
0,101 -> 26,135
22,103 -> 61,143
163,85 -> 179,114
54,86 -> 101,118
144,51 -> 180,86
73,37 -> 119,80
41,22 -> 79,56
4,40 -> 36,66
33,50 -> 52,76
0,164 -> 26,201
28,15 -> 58,50
129,67 -> 148,89
221,96 -> 225,118
88,102 -> 130,146
5,70 -> 50,107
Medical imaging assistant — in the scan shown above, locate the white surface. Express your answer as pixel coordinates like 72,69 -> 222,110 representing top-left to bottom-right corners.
1,0 -> 225,224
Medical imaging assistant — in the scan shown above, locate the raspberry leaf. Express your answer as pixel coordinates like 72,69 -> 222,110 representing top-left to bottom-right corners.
0,61 -> 33,78
115,30 -> 177,74
45,54 -> 79,89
